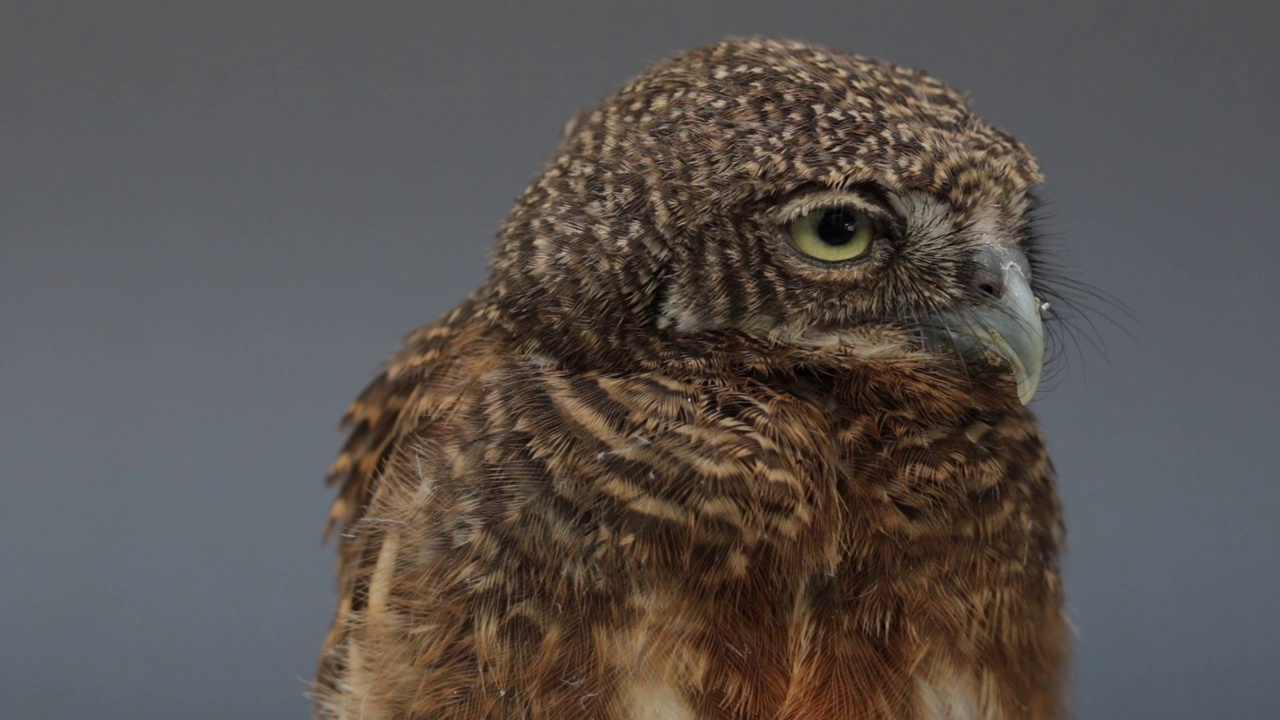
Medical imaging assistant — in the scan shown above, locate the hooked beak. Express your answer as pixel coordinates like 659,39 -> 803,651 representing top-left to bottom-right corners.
923,246 -> 1045,405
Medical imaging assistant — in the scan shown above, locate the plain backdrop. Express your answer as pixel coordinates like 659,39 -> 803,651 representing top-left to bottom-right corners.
3,1 -> 1277,718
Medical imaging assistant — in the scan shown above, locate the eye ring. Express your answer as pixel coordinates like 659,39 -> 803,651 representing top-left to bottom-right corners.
786,205 -> 878,263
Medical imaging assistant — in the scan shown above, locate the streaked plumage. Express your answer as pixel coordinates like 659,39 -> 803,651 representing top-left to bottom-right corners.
314,38 -> 1069,719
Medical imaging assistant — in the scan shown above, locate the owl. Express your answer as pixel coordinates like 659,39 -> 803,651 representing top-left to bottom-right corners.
314,38 -> 1068,720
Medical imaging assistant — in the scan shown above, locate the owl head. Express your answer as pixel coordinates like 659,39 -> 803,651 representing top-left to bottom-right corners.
489,38 -> 1054,405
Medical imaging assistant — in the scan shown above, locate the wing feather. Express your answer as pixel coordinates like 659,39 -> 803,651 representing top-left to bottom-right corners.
315,295 -> 489,703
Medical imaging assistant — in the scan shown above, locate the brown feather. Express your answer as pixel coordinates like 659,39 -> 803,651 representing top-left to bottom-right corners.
315,37 -> 1069,719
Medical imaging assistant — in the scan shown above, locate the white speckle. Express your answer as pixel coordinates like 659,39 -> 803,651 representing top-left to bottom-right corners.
624,678 -> 695,720
916,674 -> 996,720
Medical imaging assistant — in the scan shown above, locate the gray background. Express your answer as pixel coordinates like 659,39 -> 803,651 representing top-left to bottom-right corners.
3,1 -> 1276,718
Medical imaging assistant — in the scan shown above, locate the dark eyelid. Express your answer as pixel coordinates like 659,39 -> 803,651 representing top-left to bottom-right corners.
852,193 -> 902,239
776,186 -> 893,222
837,185 -> 903,236
853,183 -> 895,215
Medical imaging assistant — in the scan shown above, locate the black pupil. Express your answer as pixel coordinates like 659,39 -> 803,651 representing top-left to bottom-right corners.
816,209 -> 862,246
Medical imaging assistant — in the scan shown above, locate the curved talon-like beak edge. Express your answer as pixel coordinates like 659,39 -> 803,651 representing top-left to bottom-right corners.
928,247 -> 1045,405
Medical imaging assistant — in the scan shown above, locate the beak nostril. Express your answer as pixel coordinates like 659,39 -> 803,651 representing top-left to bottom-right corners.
977,282 -> 1000,298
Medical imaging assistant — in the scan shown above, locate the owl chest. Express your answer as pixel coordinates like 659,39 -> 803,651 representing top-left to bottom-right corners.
614,574 -> 1018,720
479,370 -> 1062,717
602,415 -> 1059,719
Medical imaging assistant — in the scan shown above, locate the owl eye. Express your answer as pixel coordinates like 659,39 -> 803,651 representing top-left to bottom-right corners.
787,206 -> 876,263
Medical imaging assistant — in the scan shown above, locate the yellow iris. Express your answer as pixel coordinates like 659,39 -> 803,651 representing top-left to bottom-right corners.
788,207 -> 875,262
